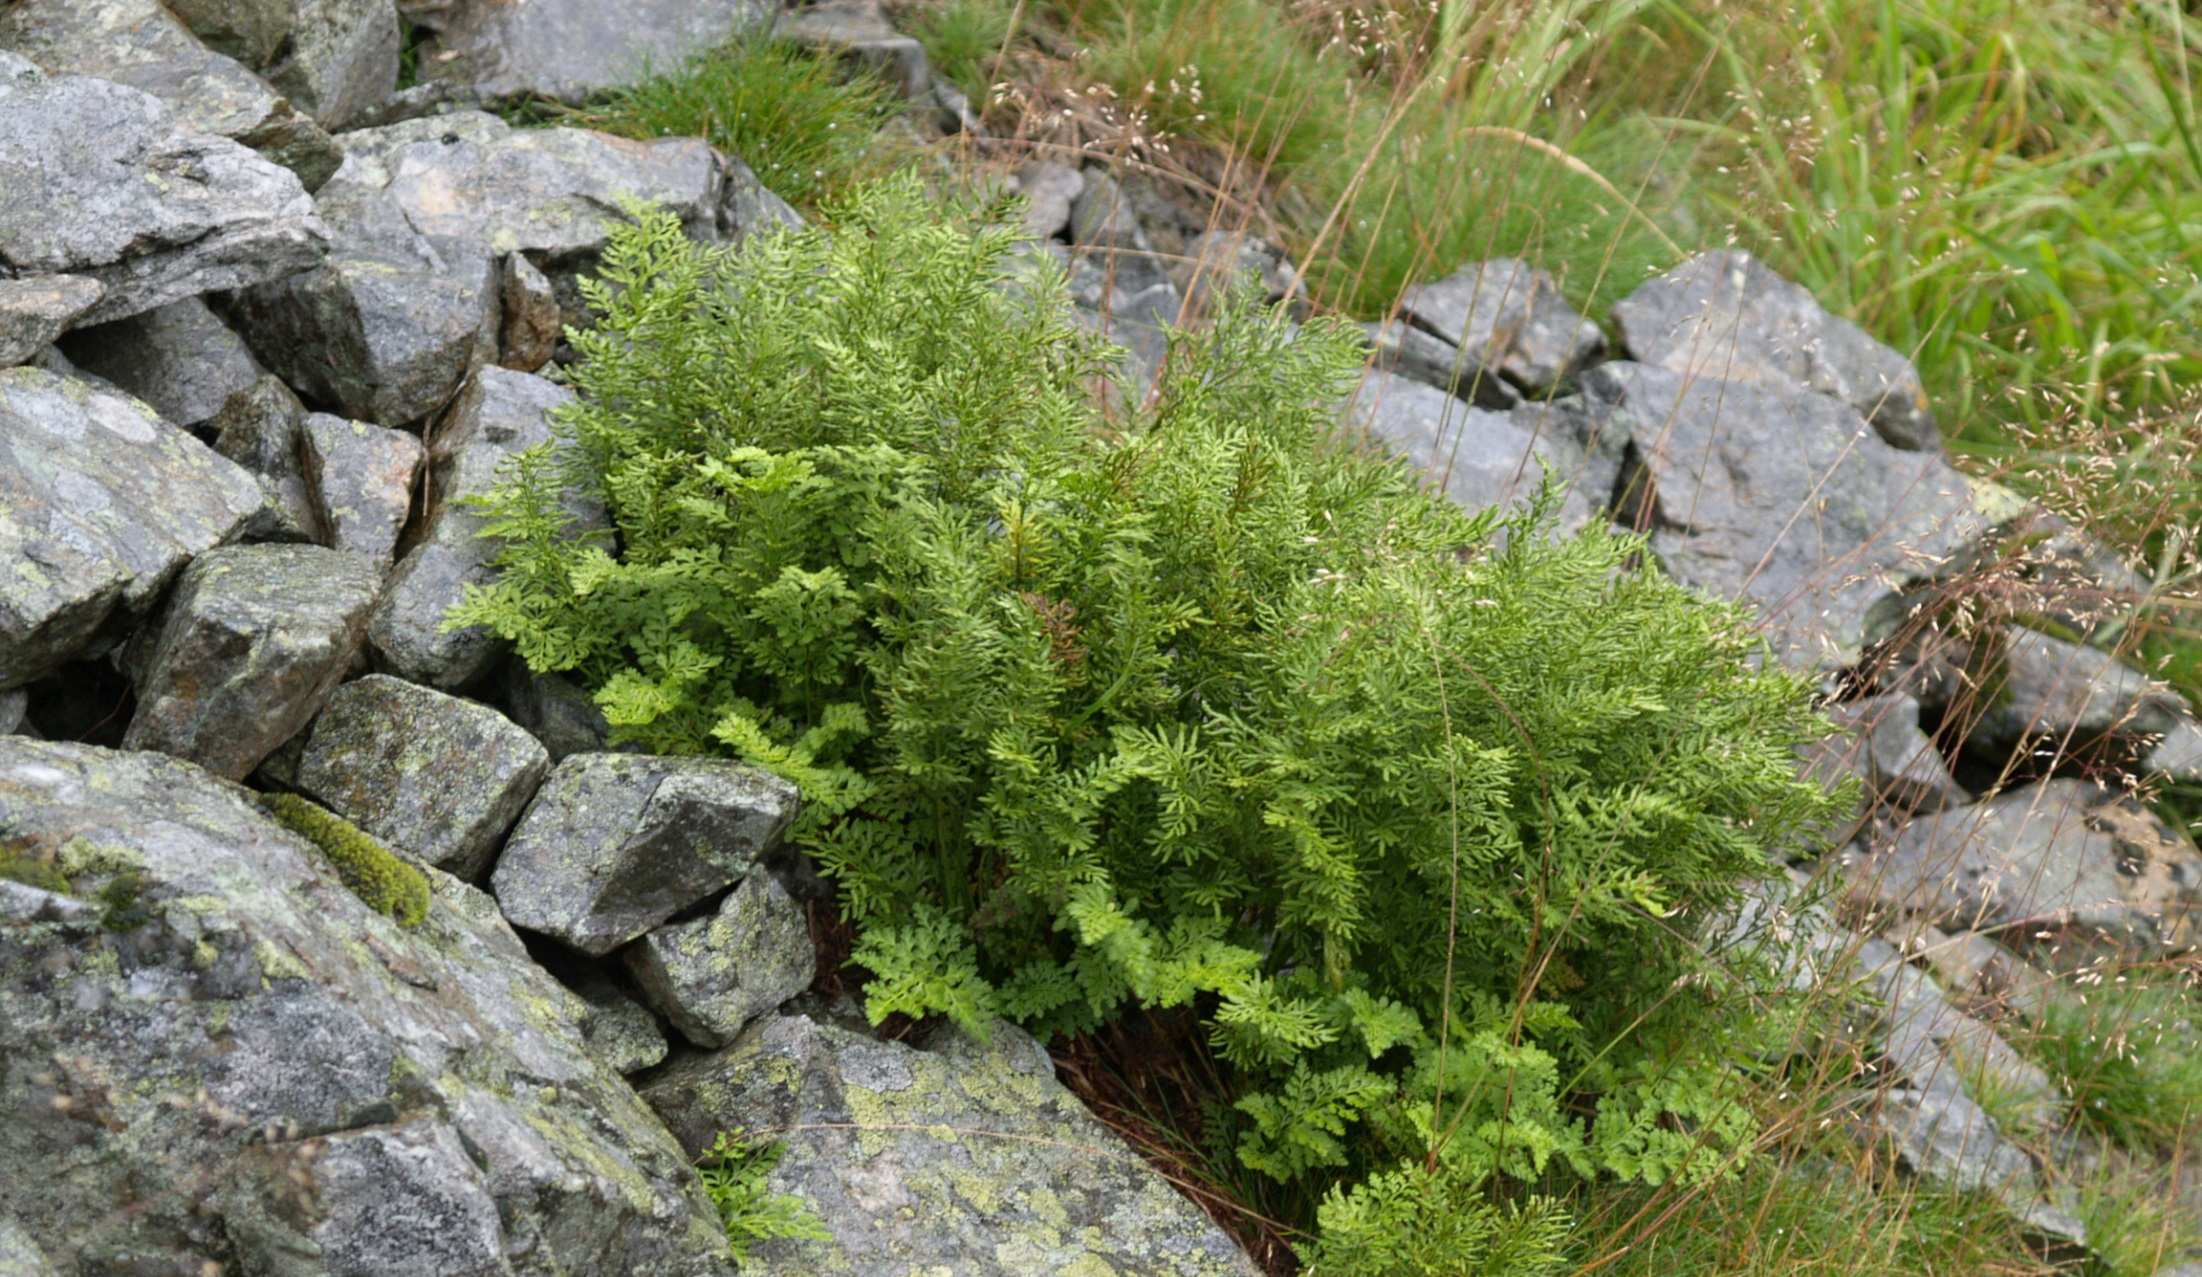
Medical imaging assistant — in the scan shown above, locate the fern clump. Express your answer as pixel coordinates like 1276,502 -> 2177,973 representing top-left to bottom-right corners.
261,792 -> 432,928
695,1132 -> 830,1266
452,176 -> 1841,1266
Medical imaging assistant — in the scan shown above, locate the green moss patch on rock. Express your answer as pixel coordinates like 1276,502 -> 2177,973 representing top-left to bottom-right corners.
260,791 -> 431,928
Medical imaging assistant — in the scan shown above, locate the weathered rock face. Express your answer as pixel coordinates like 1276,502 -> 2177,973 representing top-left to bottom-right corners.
627,872 -> 814,1048
0,53 -> 326,326
1584,361 -> 1989,669
367,366 -> 602,688
228,111 -> 726,428
574,974 -> 671,1075
1612,250 -> 1938,452
302,413 -> 424,564
408,0 -> 774,106
498,252 -> 563,374
1804,693 -> 1967,820
0,0 -> 345,189
781,0 -> 930,99
498,663 -> 617,761
0,1218 -> 51,1277
1343,369 -> 1597,532
1857,779 -> 2202,958
57,296 -> 264,429
165,0 -> 399,130
0,276 -> 102,368
1397,257 -> 1604,399
0,738 -> 734,1276
1918,626 -> 2191,765
211,373 -> 324,544
642,1012 -> 1262,1276
491,753 -> 800,955
121,543 -> 382,780
1014,162 -> 1084,239
288,674 -> 551,881
0,366 -> 263,689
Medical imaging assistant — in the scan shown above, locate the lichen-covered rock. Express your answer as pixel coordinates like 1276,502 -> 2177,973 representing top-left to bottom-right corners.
164,0 -> 399,130
368,366 -> 604,688
627,872 -> 813,1048
0,275 -> 102,368
289,674 -> 550,881
1343,369 -> 1597,532
0,737 -> 734,1276
491,753 -> 800,955
1583,362 -> 1990,670
121,544 -> 381,780
641,1012 -> 1262,1276
1857,779 -> 2202,959
303,413 -> 423,564
0,366 -> 263,689
211,373 -> 324,544
229,111 -> 725,428
0,52 -> 326,326
575,974 -> 672,1075
409,0 -> 775,106
56,296 -> 264,429
1919,626 -> 2191,766
1398,257 -> 1604,398
0,0 -> 345,189
1612,250 -> 1938,452
0,1218 -> 52,1277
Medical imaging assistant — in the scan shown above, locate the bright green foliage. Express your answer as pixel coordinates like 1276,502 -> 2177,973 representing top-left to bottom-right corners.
695,1132 -> 830,1267
553,37 -> 901,208
0,852 -> 70,895
908,0 -> 1019,102
452,176 -> 1840,1264
2030,975 -> 2202,1154
261,793 -> 431,928
1302,1167 -> 1570,1277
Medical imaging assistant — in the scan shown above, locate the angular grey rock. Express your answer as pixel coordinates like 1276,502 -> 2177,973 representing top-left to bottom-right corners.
641,1012 -> 1262,1275
1364,316 -> 1519,408
0,366 -> 263,689
1857,779 -> 2202,958
1399,257 -> 1604,397
1921,626 -> 2189,765
781,0 -> 931,99
0,1219 -> 51,1277
1015,162 -> 1084,239
1069,168 -> 1146,252
367,366 -> 603,688
1613,250 -> 1938,451
0,276 -> 102,367
228,111 -> 724,427
290,674 -> 550,880
575,975 -> 671,1075
1179,228 -> 1301,315
165,0 -> 399,130
0,737 -> 733,1276
1809,693 -> 1967,817
491,753 -> 800,955
411,0 -> 775,106
498,662 -> 616,761
210,374 -> 323,544
1586,362 -> 1990,670
2146,716 -> 2202,781
303,413 -> 424,564
1342,369 -> 1596,532
56,297 -> 263,429
0,0 -> 344,189
722,156 -> 805,241
0,53 -> 326,326
1843,937 -> 2082,1244
498,252 -> 562,373
0,689 -> 23,736
121,544 -> 381,780
626,873 -> 814,1048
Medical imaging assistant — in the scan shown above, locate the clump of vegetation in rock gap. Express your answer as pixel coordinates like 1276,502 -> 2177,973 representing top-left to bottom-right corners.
261,793 -> 432,928
545,35 -> 903,209
695,1132 -> 830,1266
452,176 -> 1843,1268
